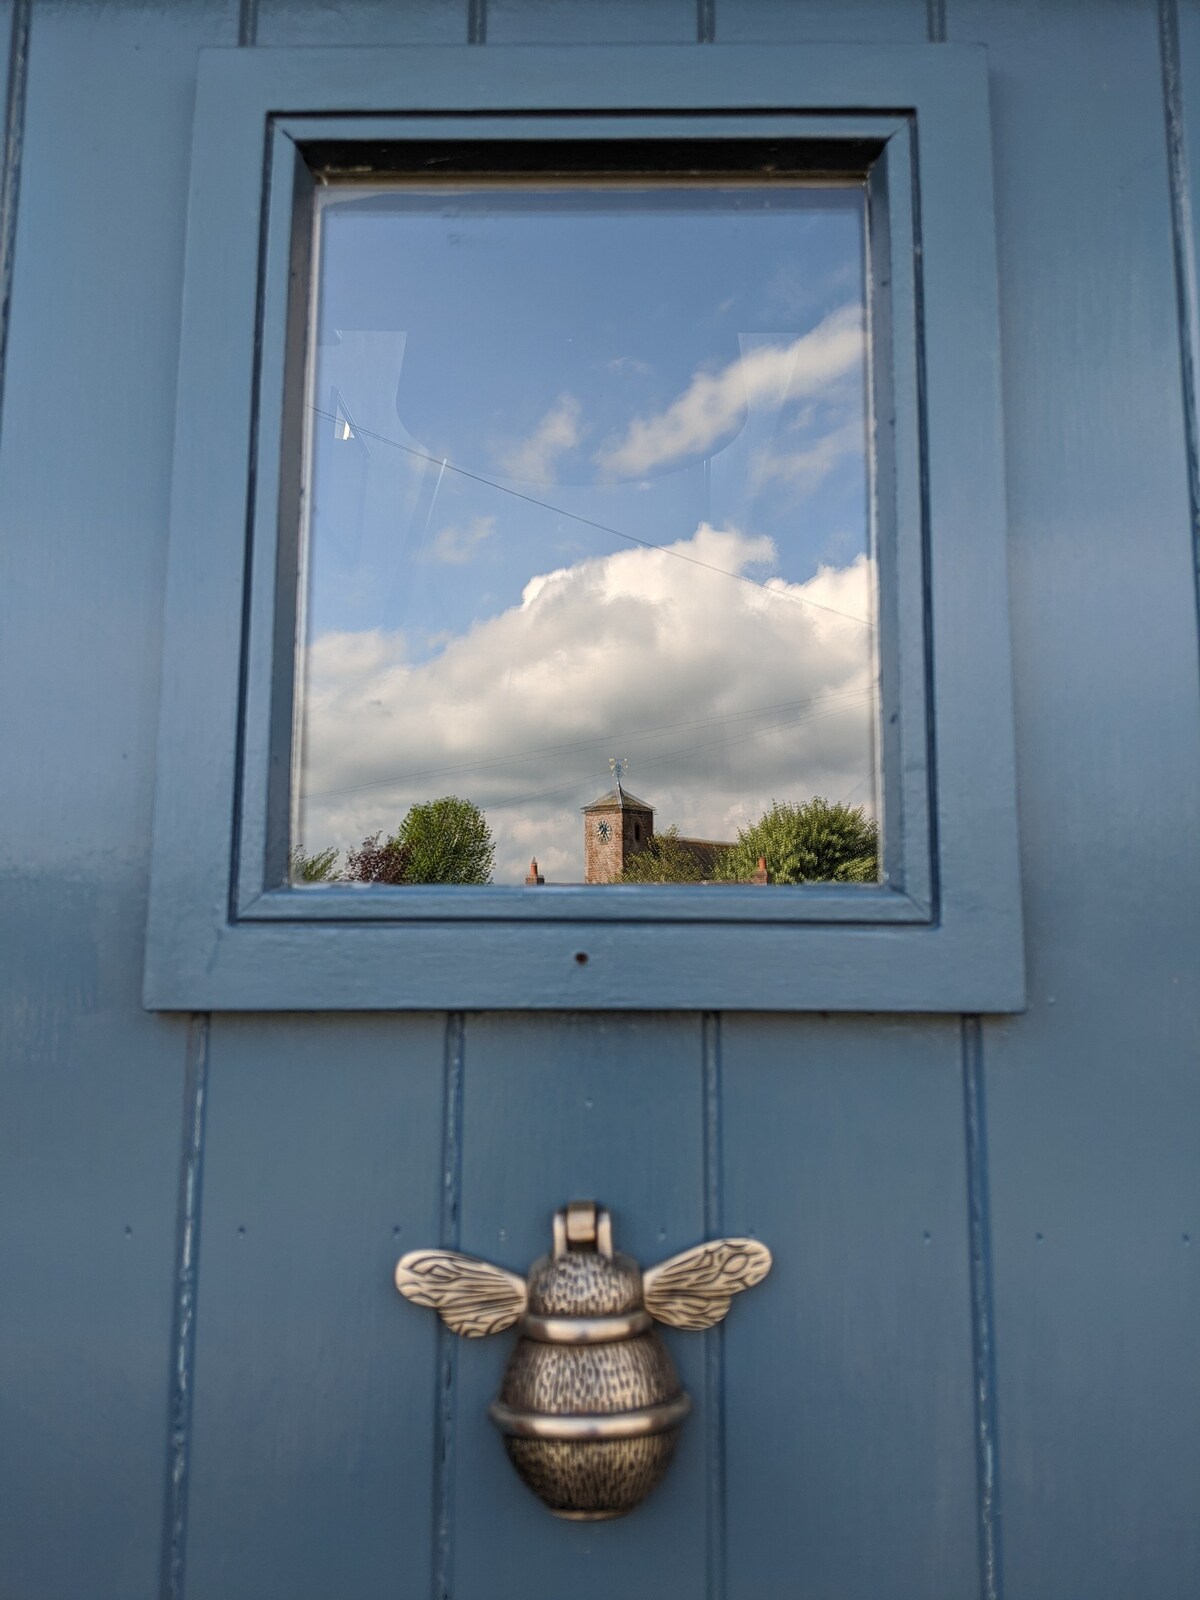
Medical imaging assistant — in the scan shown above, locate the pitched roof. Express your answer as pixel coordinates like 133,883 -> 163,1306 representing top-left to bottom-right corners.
581,786 -> 654,814
674,836 -> 734,873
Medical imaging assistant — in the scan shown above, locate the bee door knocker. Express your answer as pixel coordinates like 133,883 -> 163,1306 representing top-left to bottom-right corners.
395,1200 -> 771,1520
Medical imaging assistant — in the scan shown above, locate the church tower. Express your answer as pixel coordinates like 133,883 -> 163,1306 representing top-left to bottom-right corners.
582,772 -> 654,883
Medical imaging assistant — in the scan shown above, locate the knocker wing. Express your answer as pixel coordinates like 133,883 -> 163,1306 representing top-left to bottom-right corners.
642,1238 -> 772,1331
395,1249 -> 527,1338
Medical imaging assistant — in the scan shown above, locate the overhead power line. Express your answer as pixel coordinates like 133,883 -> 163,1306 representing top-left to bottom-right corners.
308,404 -> 875,630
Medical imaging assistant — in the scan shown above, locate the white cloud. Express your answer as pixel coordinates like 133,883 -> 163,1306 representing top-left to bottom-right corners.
752,416 -> 866,495
423,514 -> 495,566
298,525 -> 877,883
594,305 -> 864,480
496,393 -> 583,483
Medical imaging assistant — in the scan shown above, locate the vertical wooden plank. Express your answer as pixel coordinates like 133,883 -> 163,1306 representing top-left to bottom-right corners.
0,4 -> 236,1599
183,1015 -> 446,1600
715,0 -> 928,43
253,0 -> 465,46
432,1012 -> 464,1600
1171,0 -> 1200,659
960,1016 -> 1002,1600
701,1013 -> 726,1598
486,0 -> 695,45
0,0 -> 28,418
950,1 -> 1200,1595
450,1013 -> 709,1600
721,1016 -> 979,1600
162,1016 -> 211,1600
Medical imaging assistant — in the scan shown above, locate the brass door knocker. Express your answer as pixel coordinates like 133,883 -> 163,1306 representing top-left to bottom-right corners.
395,1200 -> 771,1520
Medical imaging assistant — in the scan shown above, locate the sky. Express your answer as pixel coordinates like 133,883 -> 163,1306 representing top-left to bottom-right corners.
295,182 -> 879,883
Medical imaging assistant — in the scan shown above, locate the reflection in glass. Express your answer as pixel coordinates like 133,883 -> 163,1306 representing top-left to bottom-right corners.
293,181 -> 879,885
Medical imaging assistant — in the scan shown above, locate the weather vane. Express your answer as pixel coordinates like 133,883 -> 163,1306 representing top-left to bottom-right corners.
609,756 -> 629,787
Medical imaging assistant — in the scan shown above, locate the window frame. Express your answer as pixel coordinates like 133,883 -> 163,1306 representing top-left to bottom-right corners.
145,43 -> 1024,1012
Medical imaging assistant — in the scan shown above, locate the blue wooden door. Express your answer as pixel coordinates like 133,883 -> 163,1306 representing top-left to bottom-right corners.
1,3 -> 1198,1599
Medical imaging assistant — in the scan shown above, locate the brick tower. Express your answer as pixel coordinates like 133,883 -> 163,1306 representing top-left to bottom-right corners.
582,782 -> 655,883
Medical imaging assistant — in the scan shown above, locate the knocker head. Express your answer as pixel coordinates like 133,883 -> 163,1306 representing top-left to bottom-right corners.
395,1200 -> 771,1519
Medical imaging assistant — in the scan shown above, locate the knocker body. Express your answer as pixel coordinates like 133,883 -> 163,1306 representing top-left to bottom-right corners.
396,1200 -> 771,1520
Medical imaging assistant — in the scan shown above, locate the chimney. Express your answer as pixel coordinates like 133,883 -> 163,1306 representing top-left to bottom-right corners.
525,857 -> 545,886
750,855 -> 769,885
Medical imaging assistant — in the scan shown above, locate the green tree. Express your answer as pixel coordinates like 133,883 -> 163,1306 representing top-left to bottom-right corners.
343,800 -> 494,886
716,798 -> 878,885
393,796 -> 495,885
289,844 -> 340,882
617,826 -> 726,883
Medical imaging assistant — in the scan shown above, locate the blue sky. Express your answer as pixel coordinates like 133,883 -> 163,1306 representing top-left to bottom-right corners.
296,183 -> 878,881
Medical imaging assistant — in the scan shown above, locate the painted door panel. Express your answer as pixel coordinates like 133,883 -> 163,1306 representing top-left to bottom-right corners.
1,3 -> 1198,1600
0,5 -> 236,1598
451,1014 -> 708,1600
716,0 -> 927,43
254,0 -> 465,46
485,0 -> 695,44
722,1016 -> 979,1599
184,1016 -> 446,1600
952,0 -> 1200,1593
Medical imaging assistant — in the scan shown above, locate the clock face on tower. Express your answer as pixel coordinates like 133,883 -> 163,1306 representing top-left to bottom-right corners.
596,821 -> 611,841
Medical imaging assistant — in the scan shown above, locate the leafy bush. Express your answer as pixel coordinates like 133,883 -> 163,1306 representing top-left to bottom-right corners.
289,844 -> 340,882
344,798 -> 495,886
617,826 -> 722,883
716,798 -> 878,885
344,831 -> 411,885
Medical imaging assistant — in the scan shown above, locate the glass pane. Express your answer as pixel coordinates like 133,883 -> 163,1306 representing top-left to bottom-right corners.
292,179 -> 879,887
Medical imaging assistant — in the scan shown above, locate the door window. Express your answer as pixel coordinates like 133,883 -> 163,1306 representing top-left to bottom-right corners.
294,176 -> 879,890
144,46 -> 1023,1009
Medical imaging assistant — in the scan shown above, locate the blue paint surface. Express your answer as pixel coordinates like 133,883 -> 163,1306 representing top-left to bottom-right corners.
0,4 -> 1197,1600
